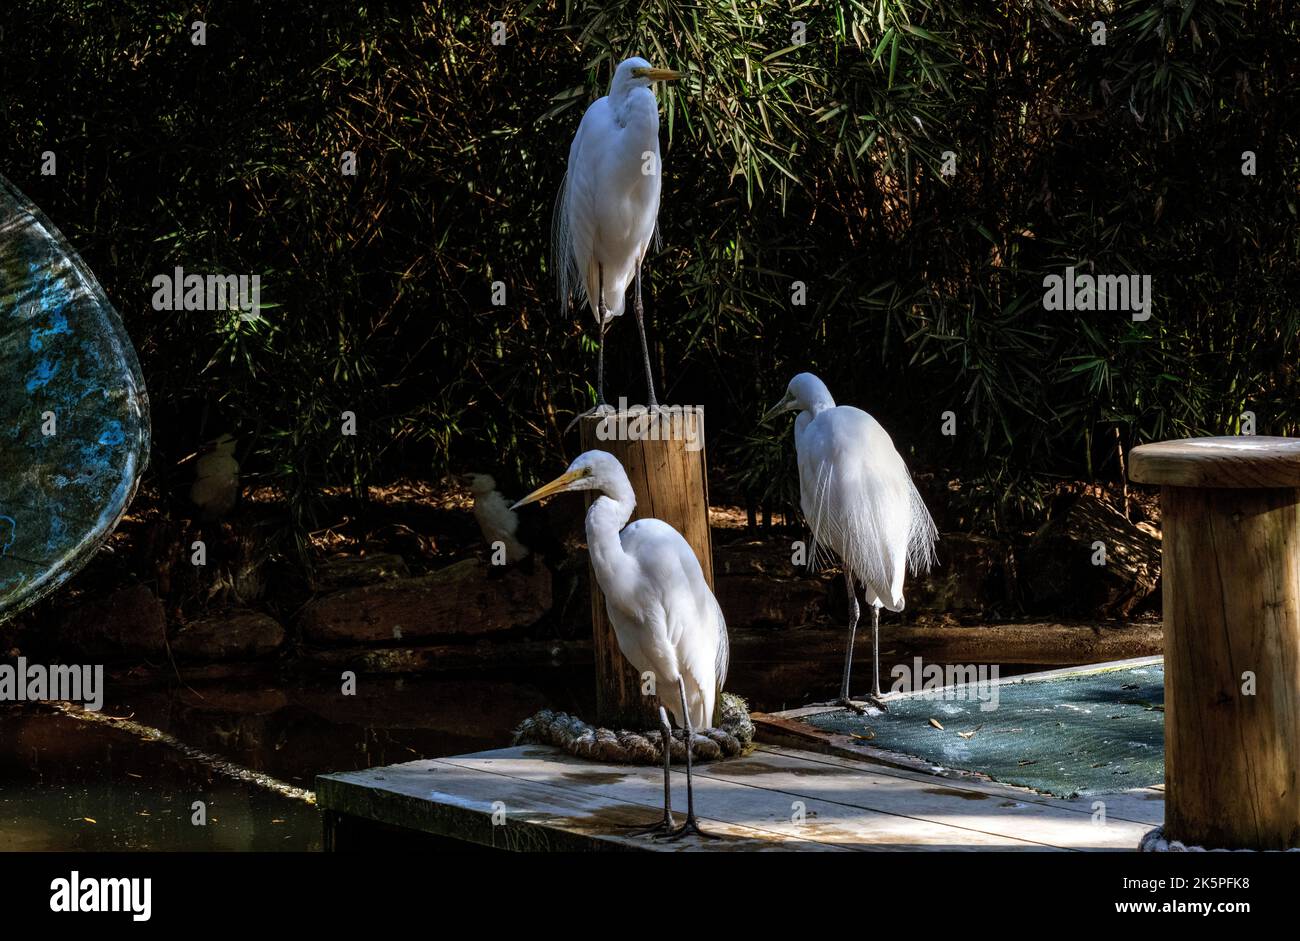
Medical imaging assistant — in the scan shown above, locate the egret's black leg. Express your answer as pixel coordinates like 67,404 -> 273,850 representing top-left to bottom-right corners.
839,570 -> 860,703
808,572 -> 869,714
566,269 -> 614,435
868,602 -> 888,710
658,677 -> 720,841
596,264 -> 608,407
633,263 -> 658,409
625,707 -> 676,836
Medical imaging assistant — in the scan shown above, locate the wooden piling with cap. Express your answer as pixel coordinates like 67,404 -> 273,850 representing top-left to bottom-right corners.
1130,436 -> 1300,850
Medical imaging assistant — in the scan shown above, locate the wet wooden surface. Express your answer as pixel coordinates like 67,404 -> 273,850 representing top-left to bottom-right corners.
317,743 -> 1160,851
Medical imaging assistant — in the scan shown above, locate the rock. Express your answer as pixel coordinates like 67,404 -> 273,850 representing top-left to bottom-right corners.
908,533 -> 1012,615
1136,520 -> 1161,541
299,557 -> 551,646
315,553 -> 410,591
171,609 -> 285,661
364,523 -> 436,558
58,585 -> 166,658
1018,493 -> 1161,618
714,540 -> 829,630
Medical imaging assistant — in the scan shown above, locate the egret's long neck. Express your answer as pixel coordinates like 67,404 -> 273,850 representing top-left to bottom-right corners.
614,85 -> 659,130
585,478 -> 637,600
804,395 -> 835,419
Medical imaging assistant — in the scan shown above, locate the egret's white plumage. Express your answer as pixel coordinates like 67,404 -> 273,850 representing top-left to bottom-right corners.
553,57 -> 681,407
461,473 -> 530,563
766,373 -> 938,703
515,450 -> 726,728
514,449 -> 727,836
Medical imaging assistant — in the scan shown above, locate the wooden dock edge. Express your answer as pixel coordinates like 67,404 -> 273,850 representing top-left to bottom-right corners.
316,770 -> 637,852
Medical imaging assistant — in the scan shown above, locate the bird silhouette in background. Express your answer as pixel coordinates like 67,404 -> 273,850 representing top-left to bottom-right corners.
190,433 -> 240,521
459,473 -> 531,564
457,472 -> 584,635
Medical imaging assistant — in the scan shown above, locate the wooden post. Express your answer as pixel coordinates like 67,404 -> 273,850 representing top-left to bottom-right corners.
1130,436 -> 1300,850
579,408 -> 713,729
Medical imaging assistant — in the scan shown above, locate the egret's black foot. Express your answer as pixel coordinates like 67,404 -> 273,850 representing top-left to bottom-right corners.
563,402 -> 616,435
839,695 -> 887,713
622,814 -> 676,837
858,693 -> 889,713
809,698 -> 869,715
654,814 -> 720,842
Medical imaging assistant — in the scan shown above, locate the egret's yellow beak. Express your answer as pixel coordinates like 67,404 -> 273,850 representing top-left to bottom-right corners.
760,391 -> 796,425
511,468 -> 587,510
632,67 -> 683,81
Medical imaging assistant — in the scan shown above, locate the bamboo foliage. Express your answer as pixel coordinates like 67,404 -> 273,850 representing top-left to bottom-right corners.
0,0 -> 1294,542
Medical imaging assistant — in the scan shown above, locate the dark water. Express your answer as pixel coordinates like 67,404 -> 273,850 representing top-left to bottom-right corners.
0,665 -> 597,852
0,708 -> 321,851
0,653 -> 1028,851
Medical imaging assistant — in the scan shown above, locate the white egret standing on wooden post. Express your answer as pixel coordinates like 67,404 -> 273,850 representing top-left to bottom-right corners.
763,373 -> 938,710
553,57 -> 682,410
514,449 -> 728,839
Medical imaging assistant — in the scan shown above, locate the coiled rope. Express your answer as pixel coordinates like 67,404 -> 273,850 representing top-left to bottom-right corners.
513,692 -> 754,766
1139,826 -> 1300,853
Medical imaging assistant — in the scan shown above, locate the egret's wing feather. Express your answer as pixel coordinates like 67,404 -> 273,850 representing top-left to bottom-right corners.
554,98 -> 612,321
669,586 -> 721,730
797,408 -> 937,610
551,168 -> 577,310
620,518 -> 722,729
712,594 -> 729,700
906,475 -> 939,574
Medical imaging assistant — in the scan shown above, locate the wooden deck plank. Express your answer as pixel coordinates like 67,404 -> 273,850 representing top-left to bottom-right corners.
755,745 -> 1166,827
692,747 -> 1152,850
318,755 -> 826,851
435,747 -> 1066,851
318,742 -> 1161,851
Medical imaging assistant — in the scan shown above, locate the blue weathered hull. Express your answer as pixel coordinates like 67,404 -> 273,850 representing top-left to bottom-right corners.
0,174 -> 150,619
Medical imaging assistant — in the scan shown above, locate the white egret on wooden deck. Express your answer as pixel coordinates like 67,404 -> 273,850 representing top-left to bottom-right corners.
553,57 -> 682,409
513,449 -> 728,838
763,373 -> 938,710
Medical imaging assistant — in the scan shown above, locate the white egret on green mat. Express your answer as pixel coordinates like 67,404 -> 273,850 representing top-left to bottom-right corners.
553,57 -> 682,409
514,449 -> 728,839
763,373 -> 938,710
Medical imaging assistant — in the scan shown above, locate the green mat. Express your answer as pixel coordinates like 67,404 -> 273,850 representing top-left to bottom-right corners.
803,663 -> 1165,798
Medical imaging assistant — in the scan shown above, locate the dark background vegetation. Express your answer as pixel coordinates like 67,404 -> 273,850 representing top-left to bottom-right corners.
2,0 -> 1296,555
